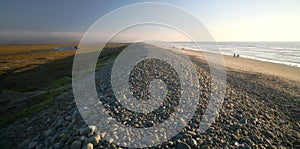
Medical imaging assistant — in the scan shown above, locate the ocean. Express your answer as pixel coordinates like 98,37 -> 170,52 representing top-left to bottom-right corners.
166,42 -> 300,68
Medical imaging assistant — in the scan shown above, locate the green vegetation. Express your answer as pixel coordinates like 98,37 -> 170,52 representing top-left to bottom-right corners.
0,43 -> 128,128
0,53 -> 74,92
0,88 -> 69,128
48,77 -> 72,89
74,46 -> 124,80
96,52 -> 120,68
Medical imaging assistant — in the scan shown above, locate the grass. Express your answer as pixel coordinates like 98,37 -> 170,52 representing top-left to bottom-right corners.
0,50 -> 76,75
96,52 -> 120,68
0,88 -> 69,128
74,44 -> 125,80
0,43 -> 126,92
0,43 -> 128,128
0,52 -> 75,92
47,77 -> 72,89
0,44 -> 75,55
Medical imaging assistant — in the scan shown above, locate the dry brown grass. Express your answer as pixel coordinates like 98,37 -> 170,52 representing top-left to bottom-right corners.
0,50 -> 76,74
0,44 -> 75,55
0,44 -> 76,91
0,43 -> 128,92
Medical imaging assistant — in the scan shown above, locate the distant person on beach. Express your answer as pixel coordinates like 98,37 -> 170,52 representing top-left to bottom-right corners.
233,53 -> 240,58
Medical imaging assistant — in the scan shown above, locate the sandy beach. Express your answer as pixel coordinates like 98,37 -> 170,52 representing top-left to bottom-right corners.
180,49 -> 300,83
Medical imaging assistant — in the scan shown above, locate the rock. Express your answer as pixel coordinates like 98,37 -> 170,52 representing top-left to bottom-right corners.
44,139 -> 50,147
79,127 -> 92,136
244,138 -> 255,146
45,129 -> 53,136
18,139 -> 30,148
60,133 -> 70,142
35,144 -> 43,149
283,140 -> 293,146
190,138 -> 198,147
250,134 -> 261,143
53,142 -> 64,149
145,121 -> 155,127
239,118 -> 247,124
89,126 -> 97,133
244,144 -> 251,149
32,135 -> 40,141
176,142 -> 191,149
28,142 -> 37,149
84,135 -> 101,146
200,144 -> 210,149
100,132 -> 107,139
82,143 -> 93,149
263,130 -> 274,138
250,118 -> 258,125
186,130 -> 197,136
91,134 -> 101,146
294,139 -> 300,146
26,126 -> 33,132
71,141 -> 82,149
269,145 -> 277,149
50,134 -> 59,144
231,134 -> 240,141
242,130 -> 249,136
230,124 -> 241,132
167,141 -> 174,146
65,115 -> 72,121
55,119 -> 64,129
265,113 -> 272,120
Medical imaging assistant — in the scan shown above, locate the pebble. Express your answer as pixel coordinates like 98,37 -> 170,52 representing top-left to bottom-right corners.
71,141 -> 82,149
28,142 -> 37,149
263,130 -> 275,138
176,142 -> 191,149
45,129 -> 53,136
84,135 -> 100,146
55,119 -> 64,129
89,126 -> 97,133
100,132 -> 107,139
250,134 -> 261,143
186,130 -> 197,136
239,118 -> 247,124
65,115 -> 72,121
35,144 -> 43,149
18,139 -> 30,148
230,124 -> 241,132
190,138 -> 198,147
82,143 -> 93,149
53,142 -> 64,149
79,127 -> 92,136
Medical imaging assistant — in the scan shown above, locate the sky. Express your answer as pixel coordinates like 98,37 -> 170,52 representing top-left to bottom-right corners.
0,0 -> 299,43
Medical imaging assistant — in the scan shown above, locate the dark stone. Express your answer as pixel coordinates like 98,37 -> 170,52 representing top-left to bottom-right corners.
53,142 -> 64,149
176,142 -> 191,149
263,130 -> 274,138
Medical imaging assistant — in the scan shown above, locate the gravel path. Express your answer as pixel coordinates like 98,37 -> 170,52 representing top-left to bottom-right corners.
1,45 -> 299,149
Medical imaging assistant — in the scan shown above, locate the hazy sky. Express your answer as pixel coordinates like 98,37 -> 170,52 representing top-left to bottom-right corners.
0,0 -> 299,43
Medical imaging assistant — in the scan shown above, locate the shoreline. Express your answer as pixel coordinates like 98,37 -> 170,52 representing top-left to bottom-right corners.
177,48 -> 300,82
